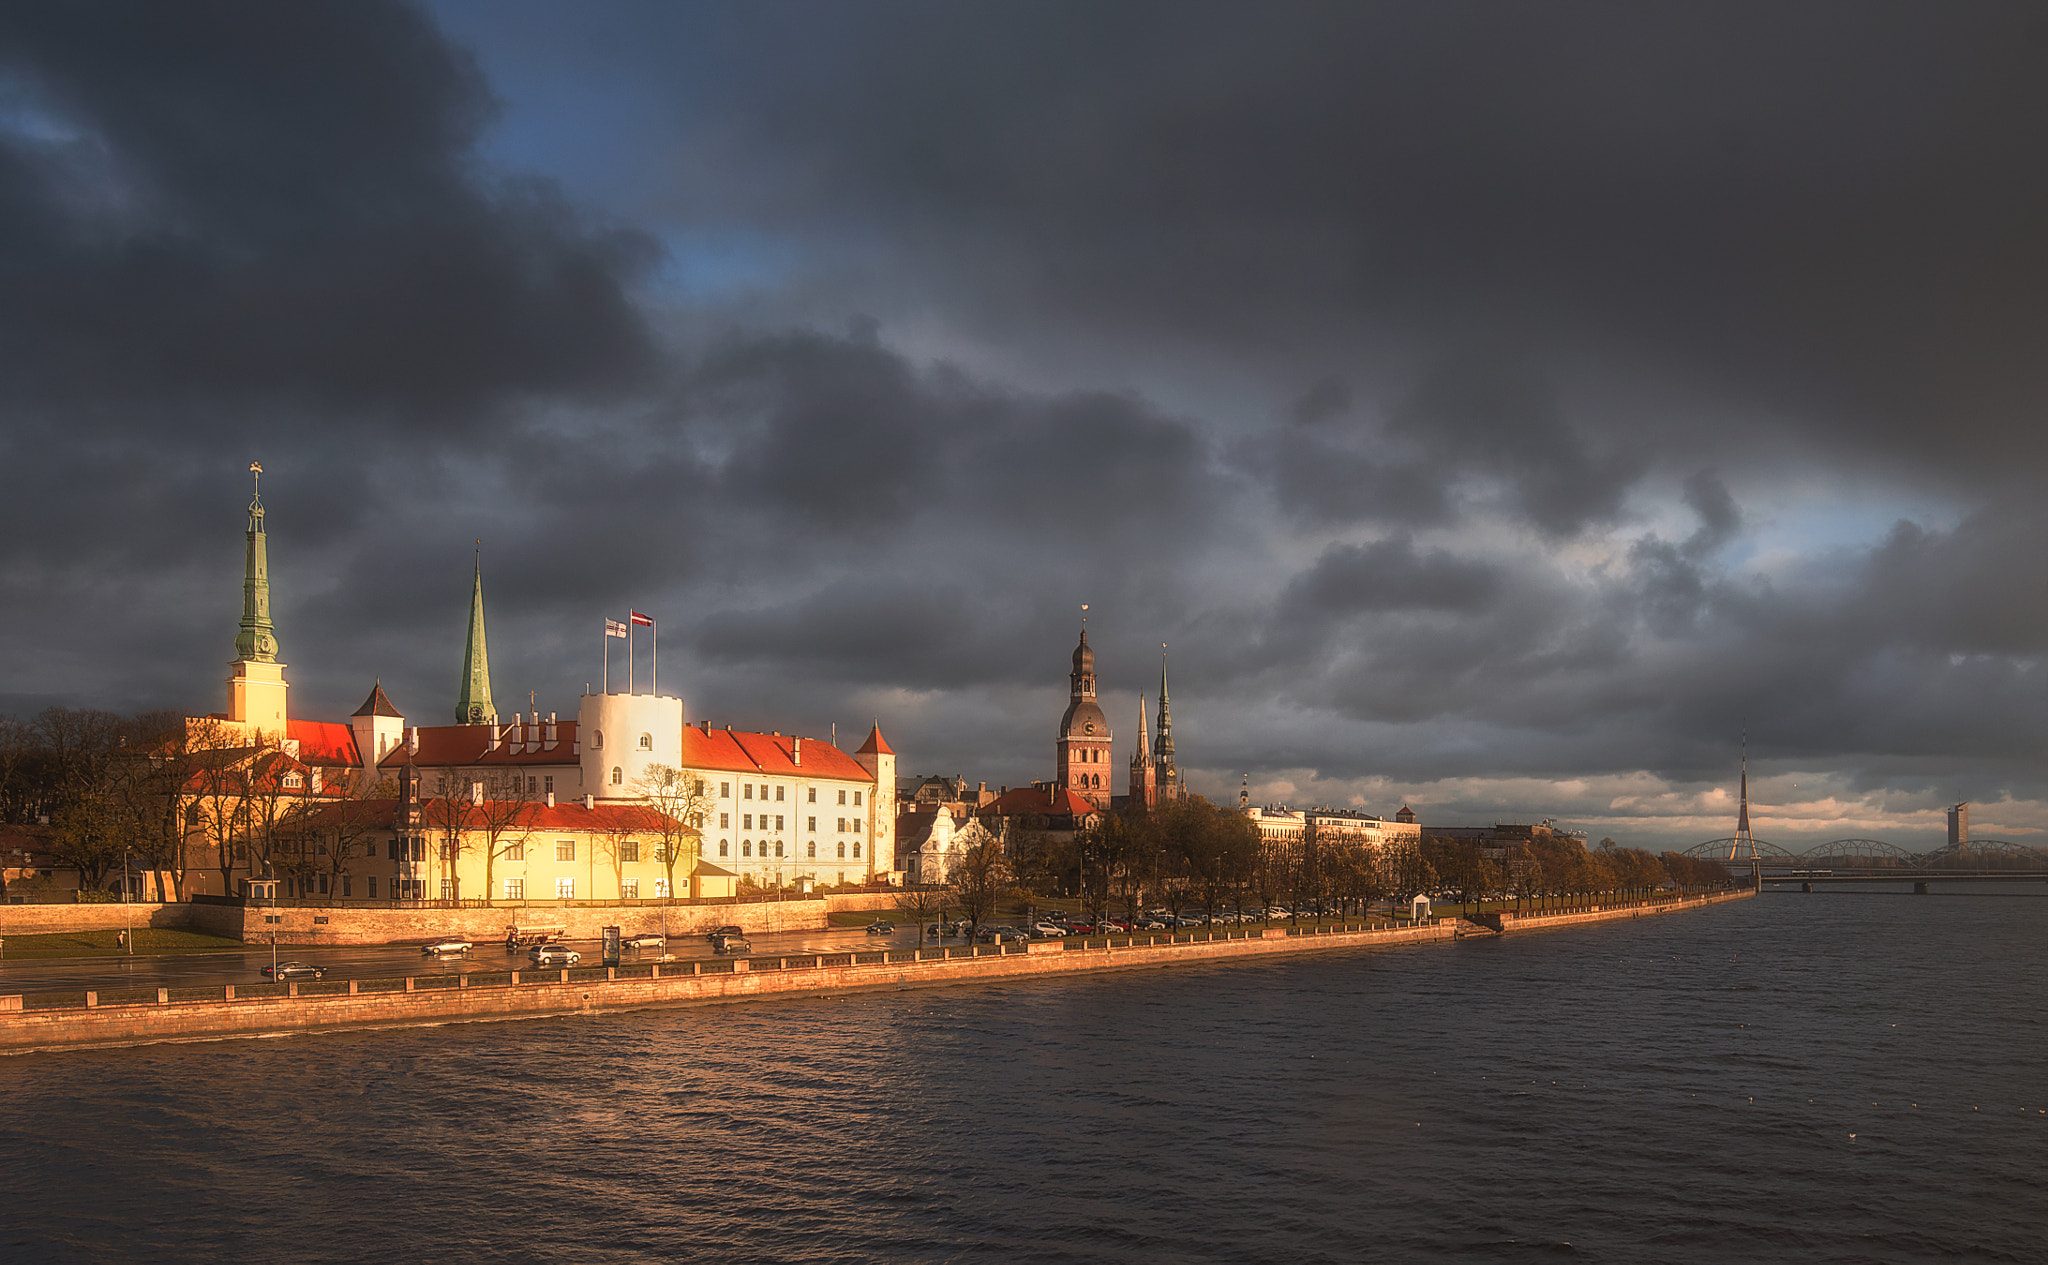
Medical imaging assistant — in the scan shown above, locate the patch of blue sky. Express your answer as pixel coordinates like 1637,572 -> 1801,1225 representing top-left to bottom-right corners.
642,225 -> 807,303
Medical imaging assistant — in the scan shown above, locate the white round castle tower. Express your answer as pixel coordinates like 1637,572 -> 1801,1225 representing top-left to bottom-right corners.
578,691 -> 685,800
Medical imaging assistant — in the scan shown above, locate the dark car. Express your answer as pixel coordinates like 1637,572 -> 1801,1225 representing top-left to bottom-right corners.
707,925 -> 745,943
864,921 -> 895,936
261,961 -> 326,980
712,934 -> 753,955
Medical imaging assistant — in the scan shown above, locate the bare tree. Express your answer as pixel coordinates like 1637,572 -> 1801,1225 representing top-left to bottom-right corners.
950,828 -> 1013,936
893,882 -> 949,948
424,767 -> 533,902
637,764 -> 712,902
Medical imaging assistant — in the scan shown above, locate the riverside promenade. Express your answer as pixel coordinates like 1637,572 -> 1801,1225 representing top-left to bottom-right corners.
0,889 -> 1752,1053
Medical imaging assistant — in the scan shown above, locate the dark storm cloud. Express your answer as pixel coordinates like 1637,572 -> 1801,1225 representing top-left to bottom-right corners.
0,0 -> 653,428
12,1 -> 2048,845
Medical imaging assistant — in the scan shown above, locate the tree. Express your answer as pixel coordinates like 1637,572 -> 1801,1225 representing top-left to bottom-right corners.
183,719 -> 263,897
637,764 -> 712,902
951,829 -> 1013,935
424,768 -> 534,902
893,882 -> 949,948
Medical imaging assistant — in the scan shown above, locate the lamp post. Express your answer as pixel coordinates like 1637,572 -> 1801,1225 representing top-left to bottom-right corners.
123,847 -> 134,959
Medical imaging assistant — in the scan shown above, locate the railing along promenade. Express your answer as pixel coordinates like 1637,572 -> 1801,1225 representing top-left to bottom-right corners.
0,890 -> 1753,1051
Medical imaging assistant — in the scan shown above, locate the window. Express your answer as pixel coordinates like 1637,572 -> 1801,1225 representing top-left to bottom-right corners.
341,876 -> 352,897
854,819 -> 862,833
807,788 -> 816,803
837,841 -> 845,859
853,842 -> 862,859
743,813 -> 753,830
854,791 -> 862,806
638,733 -> 652,750
742,840 -> 753,857
557,841 -> 576,862
437,776 -> 448,794
721,782 -> 731,798
775,815 -> 784,831
718,840 -> 729,857
807,816 -> 817,832
774,841 -> 784,857
556,877 -> 575,899
744,784 -> 753,800
611,766 -> 623,786
621,879 -> 639,898
544,776 -> 553,794
505,841 -> 525,861
838,790 -> 847,805
807,842 -> 816,858
367,876 -> 377,898
282,772 -> 303,789
620,840 -> 640,862
440,878 -> 456,900
504,877 -> 524,900
759,783 -> 768,799
591,731 -> 603,749
775,786 -> 785,801
654,879 -> 670,898
837,817 -> 846,832
720,812 -> 730,828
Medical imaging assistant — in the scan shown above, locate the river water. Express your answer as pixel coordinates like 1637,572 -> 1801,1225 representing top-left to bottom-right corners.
5,887 -> 2044,1263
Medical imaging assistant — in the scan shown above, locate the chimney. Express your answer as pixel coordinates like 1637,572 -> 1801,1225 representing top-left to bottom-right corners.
700,719 -> 709,733
470,781 -> 484,806
545,791 -> 556,808
583,794 -> 594,810
792,736 -> 803,766
544,713 -> 557,747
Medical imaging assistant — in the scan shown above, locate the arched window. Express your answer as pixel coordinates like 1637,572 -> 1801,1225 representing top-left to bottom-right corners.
742,840 -> 753,857
638,733 -> 652,750
853,842 -> 861,859
611,766 -> 623,785
836,841 -> 845,859
807,841 -> 816,858
591,730 -> 603,749
718,840 -> 728,857
775,841 -> 784,858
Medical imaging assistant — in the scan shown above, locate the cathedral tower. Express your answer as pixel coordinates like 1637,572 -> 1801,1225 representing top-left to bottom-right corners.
226,461 -> 289,741
1154,647 -> 1183,801
455,551 -> 497,726
1057,625 -> 1113,808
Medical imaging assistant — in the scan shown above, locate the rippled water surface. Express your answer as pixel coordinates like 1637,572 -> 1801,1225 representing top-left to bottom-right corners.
6,889 -> 2046,1263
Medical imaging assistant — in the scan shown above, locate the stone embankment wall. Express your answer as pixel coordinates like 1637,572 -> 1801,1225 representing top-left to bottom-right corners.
0,889 -> 1751,1052
3,896 -> 835,944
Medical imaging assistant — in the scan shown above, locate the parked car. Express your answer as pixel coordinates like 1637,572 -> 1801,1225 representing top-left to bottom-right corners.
261,961 -> 325,980
529,945 -> 581,966
977,925 -> 1028,944
865,921 -> 895,936
1032,922 -> 1069,938
1130,917 -> 1167,931
712,934 -> 753,955
421,939 -> 471,956
706,925 -> 745,943
621,933 -> 666,949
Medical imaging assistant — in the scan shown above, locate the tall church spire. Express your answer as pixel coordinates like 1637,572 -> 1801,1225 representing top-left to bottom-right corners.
455,547 -> 497,726
234,462 -> 279,663
1155,644 -> 1179,797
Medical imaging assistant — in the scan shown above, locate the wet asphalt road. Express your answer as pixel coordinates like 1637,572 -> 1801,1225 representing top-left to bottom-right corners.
0,923 -> 966,995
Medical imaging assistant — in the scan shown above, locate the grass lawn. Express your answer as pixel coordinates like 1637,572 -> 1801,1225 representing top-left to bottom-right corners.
0,928 -> 250,959
826,909 -> 899,927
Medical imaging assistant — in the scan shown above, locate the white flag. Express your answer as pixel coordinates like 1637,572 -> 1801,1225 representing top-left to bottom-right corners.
605,619 -> 628,638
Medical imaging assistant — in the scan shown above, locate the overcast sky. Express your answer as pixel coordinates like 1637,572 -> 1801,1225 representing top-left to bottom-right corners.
5,1 -> 2048,849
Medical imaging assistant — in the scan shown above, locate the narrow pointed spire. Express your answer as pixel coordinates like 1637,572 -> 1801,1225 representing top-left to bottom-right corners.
455,546 -> 496,725
1134,693 -> 1150,762
234,461 -> 279,663
1155,644 -> 1178,796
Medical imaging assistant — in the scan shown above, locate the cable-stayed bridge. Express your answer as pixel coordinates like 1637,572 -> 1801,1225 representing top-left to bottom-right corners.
1678,837 -> 2048,885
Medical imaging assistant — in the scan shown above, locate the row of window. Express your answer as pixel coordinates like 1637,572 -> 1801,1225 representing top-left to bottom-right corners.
713,814 -> 864,834
500,877 -> 675,900
393,838 -> 676,863
718,782 -> 862,806
586,731 -> 655,751
716,839 -> 862,860
436,775 -> 557,796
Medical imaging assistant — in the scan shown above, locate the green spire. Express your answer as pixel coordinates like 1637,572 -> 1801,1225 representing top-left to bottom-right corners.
234,461 -> 279,663
456,548 -> 497,725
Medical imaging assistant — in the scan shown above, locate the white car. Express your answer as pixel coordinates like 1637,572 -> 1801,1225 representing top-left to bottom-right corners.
421,939 -> 471,956
529,945 -> 581,966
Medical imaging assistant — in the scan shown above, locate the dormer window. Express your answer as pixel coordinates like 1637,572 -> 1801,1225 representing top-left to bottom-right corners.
282,772 -> 303,789
638,733 -> 652,750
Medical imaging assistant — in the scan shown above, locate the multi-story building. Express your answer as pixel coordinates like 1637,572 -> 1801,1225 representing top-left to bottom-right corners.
1243,804 -> 1422,855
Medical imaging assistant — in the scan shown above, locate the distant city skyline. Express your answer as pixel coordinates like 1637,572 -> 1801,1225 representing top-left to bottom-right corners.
5,3 -> 2048,850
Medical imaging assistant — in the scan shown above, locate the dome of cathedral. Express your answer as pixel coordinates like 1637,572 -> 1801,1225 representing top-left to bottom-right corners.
1060,698 -> 1109,740
1072,630 -> 1094,674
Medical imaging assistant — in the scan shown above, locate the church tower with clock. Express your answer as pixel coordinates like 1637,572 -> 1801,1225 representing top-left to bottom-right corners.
1057,624 -> 1114,808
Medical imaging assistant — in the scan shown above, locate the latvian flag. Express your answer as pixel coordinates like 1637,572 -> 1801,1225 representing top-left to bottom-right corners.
630,611 -> 655,627
605,619 -> 628,638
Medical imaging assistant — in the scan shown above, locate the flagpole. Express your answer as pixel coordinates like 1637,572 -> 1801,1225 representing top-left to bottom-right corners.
652,618 -> 658,696
628,619 -> 634,695
603,623 -> 610,694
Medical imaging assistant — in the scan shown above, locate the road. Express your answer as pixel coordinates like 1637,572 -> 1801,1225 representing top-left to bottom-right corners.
0,922 -> 965,995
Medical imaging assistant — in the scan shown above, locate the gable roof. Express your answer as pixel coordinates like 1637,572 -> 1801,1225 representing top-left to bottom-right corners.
976,785 -> 1100,819
288,719 -> 361,767
678,726 -> 874,782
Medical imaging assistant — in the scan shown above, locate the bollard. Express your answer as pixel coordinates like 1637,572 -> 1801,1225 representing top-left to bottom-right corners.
224,985 -> 236,1002
560,968 -> 570,984
606,967 -> 615,981
650,963 -> 660,980
347,980 -> 359,995
84,991 -> 98,1008
287,983 -> 298,998
509,970 -> 520,985
404,977 -> 416,993
157,988 -> 169,1005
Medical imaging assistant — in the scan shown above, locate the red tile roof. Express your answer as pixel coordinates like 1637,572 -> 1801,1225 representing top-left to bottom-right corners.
376,723 -> 580,770
976,786 -> 1100,818
679,727 -> 874,781
855,724 -> 894,756
289,719 -> 361,767
300,798 -> 692,835
353,682 -> 403,718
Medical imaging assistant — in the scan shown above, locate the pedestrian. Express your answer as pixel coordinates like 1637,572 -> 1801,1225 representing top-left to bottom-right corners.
116,929 -> 127,950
